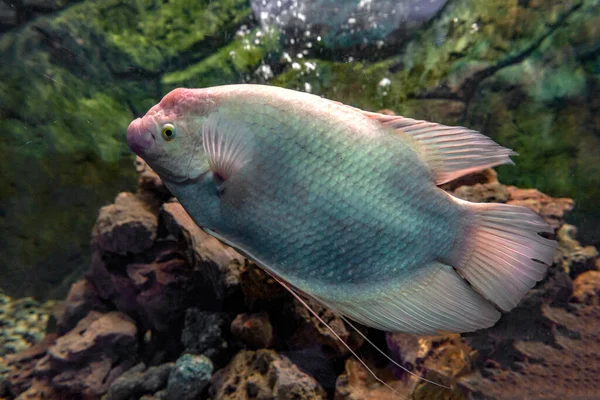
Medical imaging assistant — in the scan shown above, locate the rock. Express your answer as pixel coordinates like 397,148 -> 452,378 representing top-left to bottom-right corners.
135,156 -> 170,200
334,358 -> 416,400
12,378 -> 60,400
451,182 -> 509,203
103,362 -> 174,400
459,302 -> 600,400
140,390 -> 168,400
556,225 -> 599,278
166,354 -> 213,400
181,309 -> 231,363
386,333 -> 478,399
507,187 -> 575,230
57,278 -> 107,334
4,334 -> 57,396
210,349 -> 326,400
92,192 -> 158,255
442,168 -> 500,191
231,312 -> 274,349
160,201 -> 245,308
0,294 -> 54,357
291,297 -> 363,356
24,311 -> 139,399
571,271 -> 600,305
239,262 -> 289,307
385,333 -> 427,375
386,333 -> 476,399
88,240 -> 193,334
125,248 -> 193,334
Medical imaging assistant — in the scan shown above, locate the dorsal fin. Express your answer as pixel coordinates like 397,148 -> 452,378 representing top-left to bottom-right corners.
357,110 -> 517,185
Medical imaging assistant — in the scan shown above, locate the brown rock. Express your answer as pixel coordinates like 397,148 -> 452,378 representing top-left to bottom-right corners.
102,362 -> 174,400
58,278 -> 107,334
88,251 -> 139,318
92,192 -> 158,254
239,262 -> 289,307
160,201 -> 245,306
135,156 -> 169,196
5,334 -> 57,396
13,378 -> 60,400
88,242 -> 193,334
459,303 -> 600,400
451,182 -> 509,203
47,311 -> 136,366
556,224 -> 599,277
135,156 -> 171,210
291,298 -> 363,356
442,168 -> 500,191
334,358 -> 416,400
19,311 -> 139,399
572,270 -> 600,305
210,349 -> 326,400
386,332 -> 474,397
231,313 -> 274,349
507,186 -> 575,229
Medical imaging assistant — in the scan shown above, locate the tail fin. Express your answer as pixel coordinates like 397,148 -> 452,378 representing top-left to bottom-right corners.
448,197 -> 557,311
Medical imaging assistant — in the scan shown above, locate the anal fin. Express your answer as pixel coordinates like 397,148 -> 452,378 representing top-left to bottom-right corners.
315,261 -> 501,335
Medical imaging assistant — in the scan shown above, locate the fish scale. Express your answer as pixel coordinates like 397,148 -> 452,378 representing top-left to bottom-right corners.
216,101 -> 456,290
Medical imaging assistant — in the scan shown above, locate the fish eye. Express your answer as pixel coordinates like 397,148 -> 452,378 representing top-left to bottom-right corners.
161,123 -> 176,141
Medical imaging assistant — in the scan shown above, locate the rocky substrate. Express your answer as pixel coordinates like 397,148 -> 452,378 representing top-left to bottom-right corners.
1,154 -> 598,400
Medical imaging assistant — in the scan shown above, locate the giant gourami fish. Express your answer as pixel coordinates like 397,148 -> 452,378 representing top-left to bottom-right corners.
127,84 -> 557,335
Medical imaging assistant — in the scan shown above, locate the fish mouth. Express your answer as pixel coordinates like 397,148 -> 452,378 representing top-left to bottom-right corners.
127,118 -> 154,155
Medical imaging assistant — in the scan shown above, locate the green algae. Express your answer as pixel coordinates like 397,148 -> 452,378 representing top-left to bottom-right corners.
0,0 -> 252,298
162,27 -> 282,89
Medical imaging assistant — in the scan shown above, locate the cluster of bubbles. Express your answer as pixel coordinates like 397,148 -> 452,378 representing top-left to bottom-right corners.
230,0 -> 487,96
231,21 -> 324,91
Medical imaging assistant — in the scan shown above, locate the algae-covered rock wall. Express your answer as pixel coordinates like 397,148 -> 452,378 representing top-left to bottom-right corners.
1,0 -> 598,299
0,0 -> 253,298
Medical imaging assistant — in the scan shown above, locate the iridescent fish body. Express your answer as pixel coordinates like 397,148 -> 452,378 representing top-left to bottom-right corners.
127,84 -> 557,335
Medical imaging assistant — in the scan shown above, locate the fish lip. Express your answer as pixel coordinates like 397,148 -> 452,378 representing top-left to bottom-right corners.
127,118 -> 156,155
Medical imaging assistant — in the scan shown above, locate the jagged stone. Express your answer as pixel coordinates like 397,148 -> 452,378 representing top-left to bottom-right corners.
210,349 -> 326,400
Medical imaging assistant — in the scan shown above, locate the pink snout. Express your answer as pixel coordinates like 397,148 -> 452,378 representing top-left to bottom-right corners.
127,118 -> 154,155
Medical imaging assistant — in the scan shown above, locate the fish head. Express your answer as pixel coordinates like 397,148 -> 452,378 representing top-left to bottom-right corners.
127,88 -> 214,184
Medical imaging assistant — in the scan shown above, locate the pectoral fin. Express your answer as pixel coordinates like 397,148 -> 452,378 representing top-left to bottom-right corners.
202,111 -> 254,182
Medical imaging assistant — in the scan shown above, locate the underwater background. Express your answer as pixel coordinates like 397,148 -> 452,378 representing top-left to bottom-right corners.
0,0 -> 599,399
